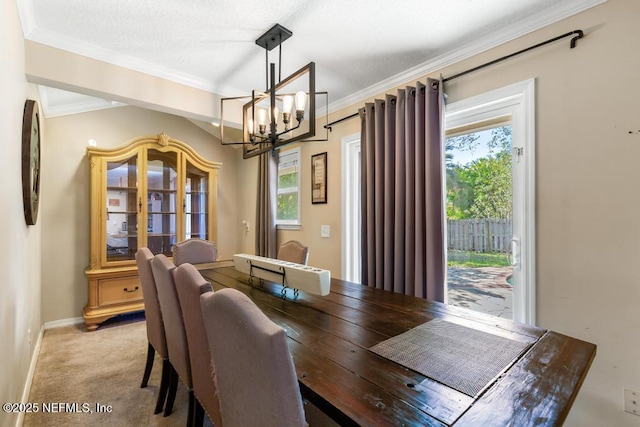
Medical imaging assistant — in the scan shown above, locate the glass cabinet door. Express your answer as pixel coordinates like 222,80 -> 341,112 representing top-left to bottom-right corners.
185,159 -> 209,240
147,149 -> 178,256
105,155 -> 138,262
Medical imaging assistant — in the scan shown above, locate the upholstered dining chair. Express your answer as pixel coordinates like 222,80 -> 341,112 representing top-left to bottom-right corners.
151,254 -> 195,427
135,248 -> 170,415
277,240 -> 309,265
200,288 -> 307,427
174,263 -> 222,427
172,239 -> 216,266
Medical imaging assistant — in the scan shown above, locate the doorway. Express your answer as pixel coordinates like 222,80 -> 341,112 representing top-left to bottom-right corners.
445,124 -> 514,319
445,79 -> 536,325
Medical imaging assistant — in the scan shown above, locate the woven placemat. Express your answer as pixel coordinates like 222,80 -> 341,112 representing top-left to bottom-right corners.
369,318 -> 530,397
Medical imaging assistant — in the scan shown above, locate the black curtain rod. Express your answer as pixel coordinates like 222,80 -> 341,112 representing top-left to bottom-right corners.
442,29 -> 583,82
324,29 -> 583,131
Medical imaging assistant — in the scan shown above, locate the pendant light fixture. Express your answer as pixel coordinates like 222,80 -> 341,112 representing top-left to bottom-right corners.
220,24 -> 328,159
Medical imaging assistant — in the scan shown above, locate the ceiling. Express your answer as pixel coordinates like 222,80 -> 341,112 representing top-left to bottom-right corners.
19,0 -> 603,119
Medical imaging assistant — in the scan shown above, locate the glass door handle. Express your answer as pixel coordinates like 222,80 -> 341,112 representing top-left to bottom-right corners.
507,238 -> 520,267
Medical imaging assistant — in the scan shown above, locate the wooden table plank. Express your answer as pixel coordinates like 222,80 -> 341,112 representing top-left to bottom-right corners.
454,331 -> 596,426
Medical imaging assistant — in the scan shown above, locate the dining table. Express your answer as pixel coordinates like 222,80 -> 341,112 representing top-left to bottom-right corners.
197,263 -> 596,426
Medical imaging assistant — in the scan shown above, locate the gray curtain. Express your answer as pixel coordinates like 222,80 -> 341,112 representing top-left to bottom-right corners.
255,149 -> 278,258
359,78 -> 445,301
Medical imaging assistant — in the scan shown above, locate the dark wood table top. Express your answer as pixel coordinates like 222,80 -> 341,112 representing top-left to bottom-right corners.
198,266 -> 596,426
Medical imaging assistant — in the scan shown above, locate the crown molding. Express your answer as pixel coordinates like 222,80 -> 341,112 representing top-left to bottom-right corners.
16,0 -> 37,38
37,87 -> 125,118
327,0 -> 606,114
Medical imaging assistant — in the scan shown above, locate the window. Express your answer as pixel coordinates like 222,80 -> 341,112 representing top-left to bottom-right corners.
276,148 -> 301,226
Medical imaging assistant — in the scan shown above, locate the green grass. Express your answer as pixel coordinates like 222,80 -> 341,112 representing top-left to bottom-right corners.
447,250 -> 510,268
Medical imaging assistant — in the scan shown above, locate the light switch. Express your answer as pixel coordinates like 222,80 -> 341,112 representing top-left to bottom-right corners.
321,225 -> 330,238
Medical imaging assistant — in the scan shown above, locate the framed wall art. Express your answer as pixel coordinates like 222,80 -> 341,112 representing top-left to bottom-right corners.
311,152 -> 327,204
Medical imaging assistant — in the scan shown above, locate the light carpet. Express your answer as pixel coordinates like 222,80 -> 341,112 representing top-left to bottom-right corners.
23,314 -> 200,427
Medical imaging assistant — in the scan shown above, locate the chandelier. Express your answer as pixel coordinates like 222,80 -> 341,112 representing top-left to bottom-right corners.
220,24 -> 328,159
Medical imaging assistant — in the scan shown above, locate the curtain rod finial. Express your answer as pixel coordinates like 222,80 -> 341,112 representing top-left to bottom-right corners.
570,30 -> 584,48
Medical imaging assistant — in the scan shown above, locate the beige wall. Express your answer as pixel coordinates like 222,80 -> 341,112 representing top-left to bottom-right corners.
41,106 -> 241,323
239,1 -> 640,425
0,1 -> 42,426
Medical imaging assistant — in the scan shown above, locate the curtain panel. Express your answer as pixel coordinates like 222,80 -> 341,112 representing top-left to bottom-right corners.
359,78 -> 445,301
255,150 -> 278,258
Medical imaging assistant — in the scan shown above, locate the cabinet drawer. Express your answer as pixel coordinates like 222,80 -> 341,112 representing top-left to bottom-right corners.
98,276 -> 143,306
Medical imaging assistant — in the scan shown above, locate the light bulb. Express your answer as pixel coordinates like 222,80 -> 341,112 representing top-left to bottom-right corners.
257,109 -> 267,135
257,109 -> 267,126
295,91 -> 307,122
295,91 -> 307,112
282,96 -> 293,114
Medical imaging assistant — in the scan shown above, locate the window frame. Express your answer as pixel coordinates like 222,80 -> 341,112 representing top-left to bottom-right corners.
276,147 -> 301,228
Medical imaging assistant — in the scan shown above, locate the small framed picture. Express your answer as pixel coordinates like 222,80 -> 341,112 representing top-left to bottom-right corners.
311,152 -> 327,204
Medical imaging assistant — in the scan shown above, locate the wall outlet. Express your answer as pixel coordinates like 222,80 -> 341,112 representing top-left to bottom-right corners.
321,225 -> 330,238
625,389 -> 640,416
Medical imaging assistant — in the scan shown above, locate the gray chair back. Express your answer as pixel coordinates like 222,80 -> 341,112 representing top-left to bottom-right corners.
200,288 -> 306,427
135,248 -> 167,358
151,254 -> 192,387
173,239 -> 216,266
174,263 -> 222,426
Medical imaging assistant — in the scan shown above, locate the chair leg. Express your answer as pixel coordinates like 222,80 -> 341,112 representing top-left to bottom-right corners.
186,389 -> 195,427
154,358 -> 171,415
140,342 -> 155,388
164,365 -> 179,417
193,399 -> 204,427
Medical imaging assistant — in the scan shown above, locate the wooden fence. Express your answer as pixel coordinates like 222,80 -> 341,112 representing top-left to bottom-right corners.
447,218 -> 511,253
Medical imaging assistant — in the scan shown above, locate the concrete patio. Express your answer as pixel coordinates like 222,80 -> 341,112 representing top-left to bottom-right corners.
447,266 -> 513,319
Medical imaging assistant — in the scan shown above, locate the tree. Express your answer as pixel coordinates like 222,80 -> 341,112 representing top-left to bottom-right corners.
445,126 -> 513,219
277,171 -> 298,220
445,132 -> 480,168
459,151 -> 512,219
488,125 -> 512,153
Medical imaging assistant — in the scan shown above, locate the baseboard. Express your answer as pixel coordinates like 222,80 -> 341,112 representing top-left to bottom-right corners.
16,324 -> 45,427
43,316 -> 84,330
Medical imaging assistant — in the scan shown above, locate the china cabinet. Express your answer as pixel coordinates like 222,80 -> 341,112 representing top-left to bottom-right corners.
83,133 -> 221,330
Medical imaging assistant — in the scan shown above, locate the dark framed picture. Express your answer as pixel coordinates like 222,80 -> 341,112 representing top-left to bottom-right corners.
311,152 -> 327,204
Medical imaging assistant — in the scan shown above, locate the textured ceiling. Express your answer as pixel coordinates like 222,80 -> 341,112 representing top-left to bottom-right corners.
20,0 -> 603,117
